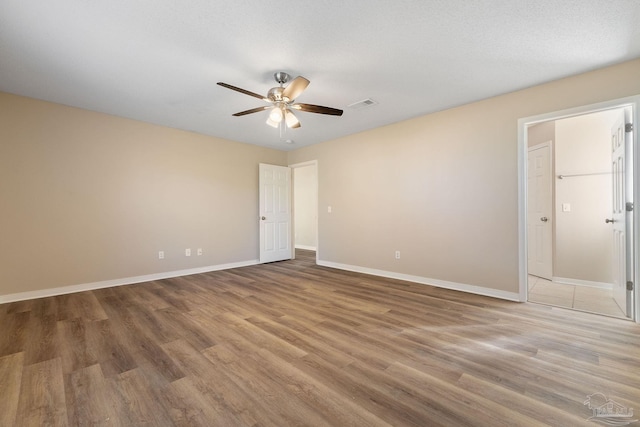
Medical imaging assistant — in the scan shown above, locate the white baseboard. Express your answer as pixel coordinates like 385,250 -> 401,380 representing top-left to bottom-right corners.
1,258 -> 522,305
0,259 -> 260,304
295,245 -> 317,251
552,276 -> 613,289
317,260 -> 521,302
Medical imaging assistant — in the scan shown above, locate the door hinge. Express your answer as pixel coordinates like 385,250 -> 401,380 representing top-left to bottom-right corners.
627,281 -> 634,291
625,123 -> 633,132
627,202 -> 634,212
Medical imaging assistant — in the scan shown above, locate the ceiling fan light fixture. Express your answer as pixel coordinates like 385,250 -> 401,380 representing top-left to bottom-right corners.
284,109 -> 300,128
269,107 -> 283,123
266,117 -> 279,128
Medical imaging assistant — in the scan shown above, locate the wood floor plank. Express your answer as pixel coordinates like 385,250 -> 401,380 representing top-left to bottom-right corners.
455,372 -> 592,426
200,344 -> 342,426
202,343 -> 311,426
23,313 -> 58,365
5,299 -> 33,315
245,314 -> 357,368
384,361 -> 543,427
1,249 -> 639,426
64,363 -> 119,426
84,319 -> 138,377
95,291 -> 186,384
57,318 -> 98,374
16,358 -> 67,426
0,352 -> 24,427
109,367 -> 175,426
0,311 -> 30,358
288,352 -> 453,427
251,346 -> 395,427
162,376 -> 245,427
162,339 -> 260,427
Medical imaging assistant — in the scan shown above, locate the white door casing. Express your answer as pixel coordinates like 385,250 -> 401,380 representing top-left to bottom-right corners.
610,113 -> 629,316
259,163 -> 292,263
527,143 -> 553,280
624,108 -> 635,319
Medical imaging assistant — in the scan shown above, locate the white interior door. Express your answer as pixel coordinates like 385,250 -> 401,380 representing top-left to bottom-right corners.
610,113 -> 629,316
527,143 -> 553,279
259,163 -> 292,263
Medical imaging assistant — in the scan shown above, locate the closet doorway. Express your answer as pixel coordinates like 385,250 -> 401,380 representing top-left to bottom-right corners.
291,161 -> 318,262
519,99 -> 637,321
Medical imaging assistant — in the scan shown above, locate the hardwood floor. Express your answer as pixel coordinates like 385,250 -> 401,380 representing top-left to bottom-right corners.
1,249 -> 639,426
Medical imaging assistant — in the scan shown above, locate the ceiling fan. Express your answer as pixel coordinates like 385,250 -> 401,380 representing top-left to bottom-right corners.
217,72 -> 343,129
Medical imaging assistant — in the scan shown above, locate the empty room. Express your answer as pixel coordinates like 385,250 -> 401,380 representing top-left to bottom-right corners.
1,1 -> 639,426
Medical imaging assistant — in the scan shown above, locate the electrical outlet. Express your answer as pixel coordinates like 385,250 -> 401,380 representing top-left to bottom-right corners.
158,251 -> 165,260
395,250 -> 400,259
197,248 -> 203,256
185,248 -> 191,257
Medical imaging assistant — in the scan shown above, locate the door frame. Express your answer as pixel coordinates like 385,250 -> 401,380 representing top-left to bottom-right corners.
289,160 -> 319,263
517,95 -> 640,323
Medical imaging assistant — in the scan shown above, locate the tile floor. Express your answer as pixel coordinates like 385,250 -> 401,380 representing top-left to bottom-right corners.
528,275 -> 627,318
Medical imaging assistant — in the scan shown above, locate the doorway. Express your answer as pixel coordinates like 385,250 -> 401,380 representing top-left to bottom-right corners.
518,97 -> 639,322
290,160 -> 318,263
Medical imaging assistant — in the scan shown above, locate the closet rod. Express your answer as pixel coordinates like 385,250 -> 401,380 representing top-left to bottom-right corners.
557,172 -> 610,179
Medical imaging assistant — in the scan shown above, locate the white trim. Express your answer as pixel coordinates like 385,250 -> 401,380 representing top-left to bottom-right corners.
552,276 -> 613,289
317,260 -> 521,302
0,259 -> 259,304
518,94 -> 640,322
295,245 -> 317,251
288,160 -> 317,168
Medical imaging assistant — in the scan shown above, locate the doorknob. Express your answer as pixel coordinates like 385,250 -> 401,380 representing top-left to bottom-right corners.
540,217 -> 548,222
605,218 -> 615,224
261,216 -> 266,220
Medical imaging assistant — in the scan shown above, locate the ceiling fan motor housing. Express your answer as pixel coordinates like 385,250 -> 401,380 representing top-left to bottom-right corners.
274,72 -> 290,85
268,86 -> 286,102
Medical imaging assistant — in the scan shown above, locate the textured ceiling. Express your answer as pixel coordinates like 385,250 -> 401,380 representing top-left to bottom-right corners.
1,0 -> 640,151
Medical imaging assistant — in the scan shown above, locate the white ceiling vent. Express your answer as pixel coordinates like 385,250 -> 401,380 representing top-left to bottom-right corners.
348,98 -> 378,110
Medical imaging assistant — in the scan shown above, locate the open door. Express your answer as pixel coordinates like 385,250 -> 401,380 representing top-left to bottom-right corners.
610,112 -> 632,317
259,163 -> 292,263
527,142 -> 553,280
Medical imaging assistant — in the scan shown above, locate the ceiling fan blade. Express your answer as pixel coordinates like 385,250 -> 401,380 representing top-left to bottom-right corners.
284,109 -> 301,128
217,82 -> 266,100
232,106 -> 270,116
291,103 -> 343,116
282,76 -> 310,101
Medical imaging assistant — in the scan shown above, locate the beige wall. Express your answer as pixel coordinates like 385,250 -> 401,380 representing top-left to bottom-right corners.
554,109 -> 621,284
0,92 -> 286,297
528,121 -> 555,148
288,59 -> 640,294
